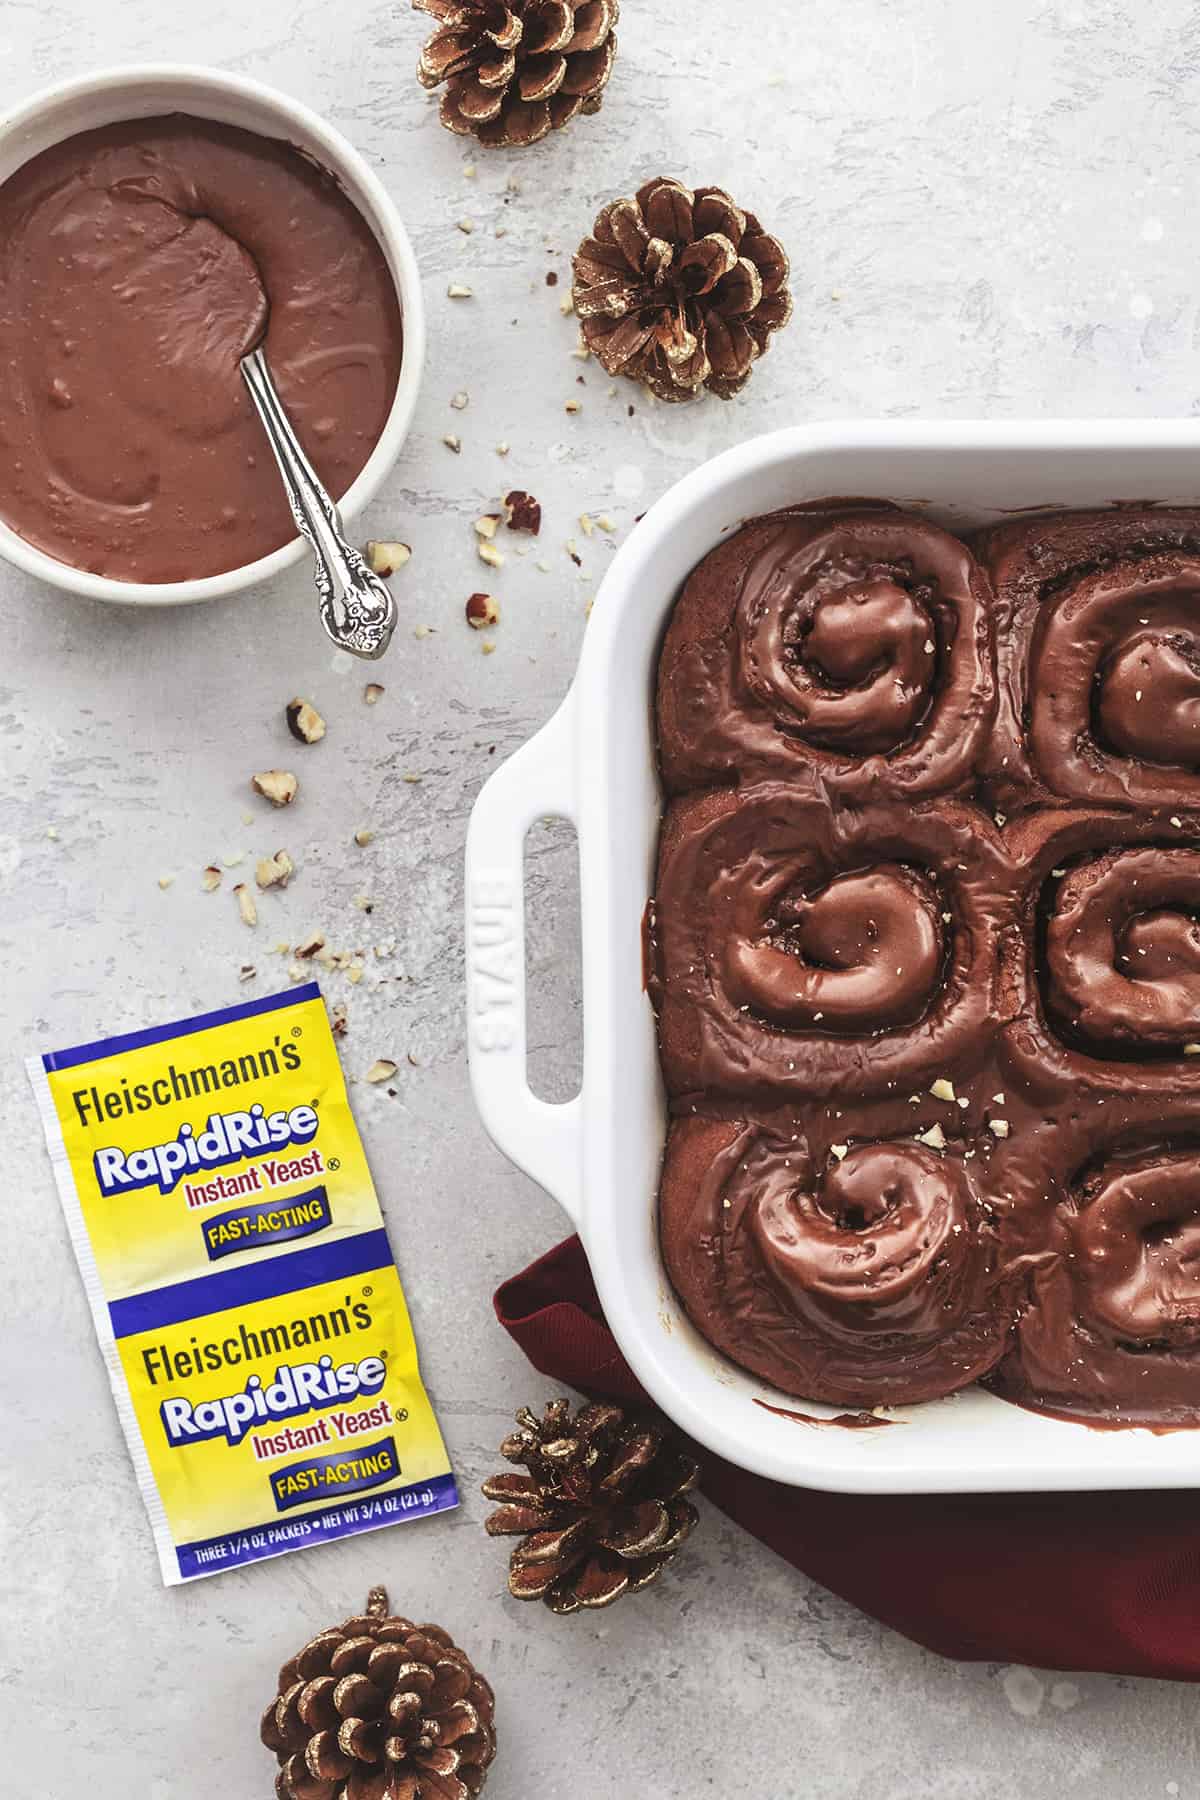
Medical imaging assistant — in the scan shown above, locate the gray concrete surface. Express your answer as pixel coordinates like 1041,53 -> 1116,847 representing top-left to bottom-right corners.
3,1 -> 1200,1793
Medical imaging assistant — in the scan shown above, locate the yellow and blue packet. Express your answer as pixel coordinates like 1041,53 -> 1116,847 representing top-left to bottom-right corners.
28,982 -> 456,1584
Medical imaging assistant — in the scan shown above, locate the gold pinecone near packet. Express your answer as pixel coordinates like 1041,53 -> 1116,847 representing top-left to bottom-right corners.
28,983 -> 456,1584
483,1398 -> 700,1612
263,1586 -> 496,1800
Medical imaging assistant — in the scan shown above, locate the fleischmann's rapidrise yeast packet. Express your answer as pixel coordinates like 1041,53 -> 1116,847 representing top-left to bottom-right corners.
28,982 -> 457,1584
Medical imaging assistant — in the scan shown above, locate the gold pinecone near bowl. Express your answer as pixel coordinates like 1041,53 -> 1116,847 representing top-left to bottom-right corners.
261,1587 -> 496,1800
573,177 -> 794,401
415,0 -> 619,148
483,1398 -> 700,1613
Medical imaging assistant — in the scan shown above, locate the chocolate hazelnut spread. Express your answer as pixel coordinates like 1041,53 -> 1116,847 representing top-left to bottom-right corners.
0,115 -> 402,582
652,505 -> 1200,1425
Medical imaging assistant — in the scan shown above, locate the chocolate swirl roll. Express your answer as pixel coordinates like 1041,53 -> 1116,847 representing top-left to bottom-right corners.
661,1112 -> 1019,1406
990,1115 -> 1200,1426
1002,808 -> 1200,1098
975,508 -> 1200,813
652,784 -> 1011,1103
656,506 -> 997,799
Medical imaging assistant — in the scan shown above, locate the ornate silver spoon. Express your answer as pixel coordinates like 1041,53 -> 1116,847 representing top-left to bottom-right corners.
241,346 -> 397,660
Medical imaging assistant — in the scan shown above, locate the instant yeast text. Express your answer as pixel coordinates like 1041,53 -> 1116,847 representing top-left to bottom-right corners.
29,983 -> 456,1584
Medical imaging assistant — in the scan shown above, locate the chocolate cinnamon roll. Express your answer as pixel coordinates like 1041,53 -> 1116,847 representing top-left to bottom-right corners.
990,1111 -> 1200,1426
652,784 -> 1011,1103
656,507 -> 997,799
975,508 -> 1200,813
661,1109 -> 1021,1405
1002,808 -> 1200,1097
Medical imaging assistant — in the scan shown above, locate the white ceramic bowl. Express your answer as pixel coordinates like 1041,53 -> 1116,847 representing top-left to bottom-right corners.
467,418 -> 1200,1494
0,65 -> 424,605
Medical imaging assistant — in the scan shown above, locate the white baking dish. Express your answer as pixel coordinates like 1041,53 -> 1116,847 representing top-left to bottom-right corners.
466,419 -> 1200,1493
0,65 -> 424,606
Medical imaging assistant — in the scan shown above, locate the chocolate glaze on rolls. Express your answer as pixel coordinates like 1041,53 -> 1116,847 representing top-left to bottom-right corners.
652,783 -> 1011,1104
661,1107 -> 1024,1406
974,509 -> 1200,814
657,507 -> 997,799
1001,807 -> 1200,1098
989,1106 -> 1200,1426
655,499 -> 1200,1428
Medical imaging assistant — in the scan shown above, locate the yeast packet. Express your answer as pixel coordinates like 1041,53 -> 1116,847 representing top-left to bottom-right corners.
28,982 -> 456,1584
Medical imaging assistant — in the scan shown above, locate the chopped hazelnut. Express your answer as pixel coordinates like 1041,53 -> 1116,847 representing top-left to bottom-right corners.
256,850 -> 295,890
447,282 -> 474,298
239,965 -> 257,983
157,874 -> 175,891
504,490 -> 542,535
930,1078 -> 956,1103
829,1143 -> 849,1161
917,1123 -> 947,1150
234,884 -> 258,927
366,1059 -> 398,1084
443,434 -> 462,454
251,770 -> 298,808
330,1002 -> 349,1037
294,931 -> 326,959
450,390 -> 469,411
202,866 -> 222,892
365,541 -> 411,578
286,698 -> 326,744
466,592 -> 500,629
478,541 -> 505,569
354,827 -> 375,847
363,682 -> 385,706
988,1119 -> 1011,1139
473,514 -> 500,540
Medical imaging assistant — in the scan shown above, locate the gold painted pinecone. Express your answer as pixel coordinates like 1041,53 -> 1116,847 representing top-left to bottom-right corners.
573,177 -> 793,401
482,1398 -> 700,1613
415,0 -> 619,149
261,1587 -> 496,1800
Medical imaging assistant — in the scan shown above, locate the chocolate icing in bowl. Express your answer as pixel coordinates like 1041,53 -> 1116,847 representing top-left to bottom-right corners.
0,115 -> 402,583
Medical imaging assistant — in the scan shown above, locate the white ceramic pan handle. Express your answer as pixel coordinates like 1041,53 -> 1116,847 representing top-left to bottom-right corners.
465,692 -> 583,1228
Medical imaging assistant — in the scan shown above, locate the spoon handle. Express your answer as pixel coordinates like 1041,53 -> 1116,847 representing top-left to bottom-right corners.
241,347 -> 397,660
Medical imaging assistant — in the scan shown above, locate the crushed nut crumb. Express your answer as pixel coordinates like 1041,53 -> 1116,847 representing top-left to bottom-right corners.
256,850 -> 295,890
504,490 -> 541,535
354,827 -> 375,847
363,683 -> 385,706
466,592 -> 500,630
285,697 -> 326,745
202,866 -> 222,892
294,931 -> 326,959
234,884 -> 258,927
251,769 -> 298,808
365,541 -> 411,578
478,540 -> 505,569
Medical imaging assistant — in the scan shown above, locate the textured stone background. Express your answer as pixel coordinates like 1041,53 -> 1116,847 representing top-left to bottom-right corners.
3,2 -> 1200,1794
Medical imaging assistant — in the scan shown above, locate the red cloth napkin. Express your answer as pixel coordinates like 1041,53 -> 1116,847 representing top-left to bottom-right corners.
496,1236 -> 1200,1681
